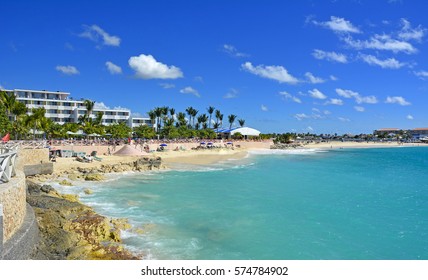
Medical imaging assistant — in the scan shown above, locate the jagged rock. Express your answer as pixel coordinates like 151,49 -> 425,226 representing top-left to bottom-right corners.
27,180 -> 139,260
84,189 -> 93,195
111,218 -> 132,230
85,173 -> 105,181
62,194 -> 80,202
59,179 -> 73,186
68,174 -> 81,181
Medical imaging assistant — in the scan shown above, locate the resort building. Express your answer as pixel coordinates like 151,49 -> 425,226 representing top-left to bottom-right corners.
409,128 -> 428,140
373,128 -> 401,136
3,89 -> 151,128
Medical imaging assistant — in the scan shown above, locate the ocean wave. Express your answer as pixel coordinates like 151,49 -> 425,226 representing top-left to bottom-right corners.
248,148 -> 324,155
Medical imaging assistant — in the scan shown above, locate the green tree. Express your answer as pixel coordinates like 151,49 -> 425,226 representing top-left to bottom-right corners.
83,99 -> 95,122
105,122 -> 132,138
228,114 -> 237,129
134,125 -> 156,139
238,119 -> 245,127
207,106 -> 215,129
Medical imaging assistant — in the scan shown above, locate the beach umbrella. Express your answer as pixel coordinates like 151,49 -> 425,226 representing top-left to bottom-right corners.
207,142 -> 213,145
226,142 -> 233,144
160,143 -> 167,147
200,142 -> 206,145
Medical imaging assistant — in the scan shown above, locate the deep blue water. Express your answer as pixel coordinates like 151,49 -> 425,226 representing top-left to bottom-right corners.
55,147 -> 428,259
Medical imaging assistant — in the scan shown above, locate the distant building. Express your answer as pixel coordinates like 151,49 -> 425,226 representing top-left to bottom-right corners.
409,128 -> 428,140
3,88 -> 151,128
373,128 -> 401,136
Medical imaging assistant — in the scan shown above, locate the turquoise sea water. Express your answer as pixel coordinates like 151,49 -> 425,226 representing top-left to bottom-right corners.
55,147 -> 428,260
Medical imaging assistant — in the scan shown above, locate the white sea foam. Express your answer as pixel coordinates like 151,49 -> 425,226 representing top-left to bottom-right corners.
248,148 -> 324,155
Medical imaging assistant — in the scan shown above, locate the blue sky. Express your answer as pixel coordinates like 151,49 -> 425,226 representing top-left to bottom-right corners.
1,0 -> 428,134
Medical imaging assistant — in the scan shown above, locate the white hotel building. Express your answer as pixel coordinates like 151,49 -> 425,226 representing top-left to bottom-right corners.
4,88 -> 151,128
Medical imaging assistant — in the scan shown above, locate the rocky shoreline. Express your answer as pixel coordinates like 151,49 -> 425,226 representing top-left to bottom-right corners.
26,156 -> 164,260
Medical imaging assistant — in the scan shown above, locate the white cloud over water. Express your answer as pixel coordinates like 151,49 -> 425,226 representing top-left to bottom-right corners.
180,86 -> 200,97
309,88 -> 327,100
79,25 -> 121,47
129,54 -> 183,79
336,88 -> 378,104
305,72 -> 325,84
313,16 -> 361,33
279,91 -> 302,103
312,49 -> 348,63
241,62 -> 299,84
385,96 -> 411,106
359,54 -> 405,69
105,61 -> 122,74
55,65 -> 79,75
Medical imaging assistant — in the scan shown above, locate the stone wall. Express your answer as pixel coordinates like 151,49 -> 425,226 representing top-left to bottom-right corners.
0,171 -> 27,242
16,148 -> 49,171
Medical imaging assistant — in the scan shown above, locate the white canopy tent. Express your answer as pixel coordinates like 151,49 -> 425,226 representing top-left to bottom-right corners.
230,127 -> 261,137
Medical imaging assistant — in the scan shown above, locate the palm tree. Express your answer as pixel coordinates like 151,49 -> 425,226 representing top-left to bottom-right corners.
177,112 -> 187,127
228,114 -> 237,130
169,108 -> 175,118
207,106 -> 215,129
148,110 -> 156,128
154,107 -> 163,132
83,99 -> 95,122
191,108 -> 198,128
215,109 -> 221,127
25,107 -> 47,139
0,91 -> 26,123
185,106 -> 194,128
238,119 -> 245,127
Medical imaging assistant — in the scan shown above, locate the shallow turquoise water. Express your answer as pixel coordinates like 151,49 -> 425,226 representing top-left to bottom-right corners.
58,147 -> 428,259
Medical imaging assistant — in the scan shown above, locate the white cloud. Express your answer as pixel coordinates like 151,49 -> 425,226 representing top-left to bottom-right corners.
385,96 -> 411,106
309,88 -> 327,100
223,44 -> 249,57
407,114 -> 414,120
241,62 -> 299,84
56,65 -> 79,75
338,117 -> 351,122
128,54 -> 183,79
354,106 -> 365,112
398,19 -> 426,42
305,72 -> 325,84
294,113 -> 310,121
224,88 -> 239,99
159,83 -> 175,89
312,49 -> 348,63
180,86 -> 200,97
323,110 -> 331,115
336,88 -> 378,104
359,54 -> 405,69
307,126 -> 314,131
113,106 -> 129,110
0,84 -> 4,90
105,61 -> 122,74
414,70 -> 428,79
343,34 -> 417,54
279,91 -> 302,103
261,105 -> 269,111
325,98 -> 344,105
313,16 -> 361,33
330,75 -> 338,81
94,102 -> 109,110
79,24 -> 121,47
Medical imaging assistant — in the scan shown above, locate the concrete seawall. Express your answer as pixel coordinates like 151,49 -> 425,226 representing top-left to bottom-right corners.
0,148 -> 41,259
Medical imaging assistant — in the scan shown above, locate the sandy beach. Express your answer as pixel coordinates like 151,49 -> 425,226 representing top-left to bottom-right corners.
49,140 -> 427,175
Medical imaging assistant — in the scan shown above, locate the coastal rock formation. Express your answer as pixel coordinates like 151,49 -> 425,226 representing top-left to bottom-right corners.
84,173 -> 105,181
270,143 -> 303,149
26,180 -> 139,260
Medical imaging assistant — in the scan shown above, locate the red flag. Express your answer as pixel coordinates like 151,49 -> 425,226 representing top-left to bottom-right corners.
2,133 -> 10,142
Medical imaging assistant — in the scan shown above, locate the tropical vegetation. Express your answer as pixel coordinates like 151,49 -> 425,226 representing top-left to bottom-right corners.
0,91 -> 248,140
